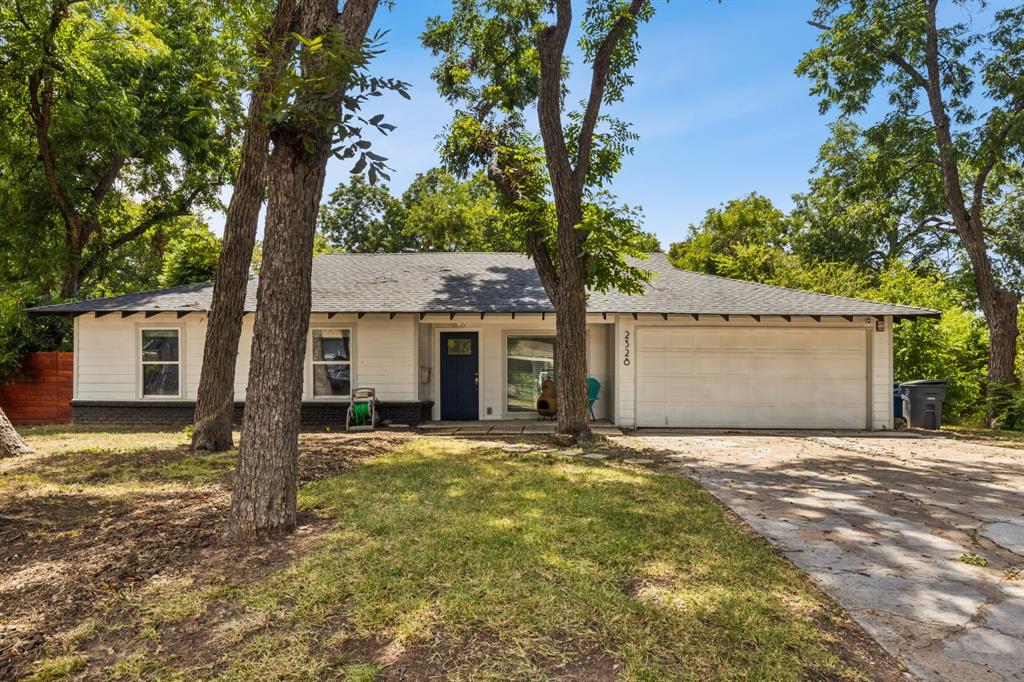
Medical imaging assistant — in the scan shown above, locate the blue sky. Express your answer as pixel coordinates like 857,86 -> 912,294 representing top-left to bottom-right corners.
205,1 -> 883,247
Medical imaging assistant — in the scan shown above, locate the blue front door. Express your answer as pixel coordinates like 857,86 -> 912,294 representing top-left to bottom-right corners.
440,332 -> 479,420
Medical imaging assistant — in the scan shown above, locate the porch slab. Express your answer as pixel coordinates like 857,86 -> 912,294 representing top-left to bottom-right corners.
521,423 -> 557,434
490,426 -> 526,435
416,420 -> 617,436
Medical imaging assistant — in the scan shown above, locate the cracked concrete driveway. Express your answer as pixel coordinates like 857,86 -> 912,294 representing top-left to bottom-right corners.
635,431 -> 1024,682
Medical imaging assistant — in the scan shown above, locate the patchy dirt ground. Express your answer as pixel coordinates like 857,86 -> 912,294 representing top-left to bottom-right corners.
628,430 -> 1024,681
0,431 -> 412,680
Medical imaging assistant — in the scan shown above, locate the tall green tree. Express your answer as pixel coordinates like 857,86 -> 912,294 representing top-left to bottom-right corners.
791,120 -> 955,273
0,0 -> 250,298
424,0 -> 657,440
398,169 -> 515,251
229,0 -> 401,539
159,222 -> 222,288
669,193 -> 791,277
798,0 -> 1024,422
318,174 -> 408,252
191,0 -> 297,452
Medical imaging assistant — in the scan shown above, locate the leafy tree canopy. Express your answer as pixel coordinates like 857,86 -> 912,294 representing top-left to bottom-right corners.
319,167 -> 655,255
790,120 -> 956,273
422,0 -> 660,297
0,0 -> 257,298
159,221 -> 222,288
669,193 -> 790,277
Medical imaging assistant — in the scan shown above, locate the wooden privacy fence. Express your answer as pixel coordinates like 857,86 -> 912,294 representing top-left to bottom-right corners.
0,352 -> 73,425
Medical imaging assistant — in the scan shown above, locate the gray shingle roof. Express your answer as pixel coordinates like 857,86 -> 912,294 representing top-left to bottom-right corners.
27,252 -> 939,319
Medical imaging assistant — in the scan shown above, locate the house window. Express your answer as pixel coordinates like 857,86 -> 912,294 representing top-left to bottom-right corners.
140,329 -> 180,397
506,335 -> 555,413
312,328 -> 351,397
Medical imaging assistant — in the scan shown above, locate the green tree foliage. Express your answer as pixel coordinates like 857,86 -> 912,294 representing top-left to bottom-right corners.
0,0 -> 258,378
669,193 -> 790,277
422,0 -> 659,297
318,168 -> 596,253
869,264 -> 989,424
159,222 -> 222,288
796,0 -> 1024,420
398,169 -> 516,251
790,120 -> 955,273
0,0 -> 252,297
318,175 -> 406,252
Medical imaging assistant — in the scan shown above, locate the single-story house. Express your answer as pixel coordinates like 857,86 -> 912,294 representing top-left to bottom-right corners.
28,252 -> 938,430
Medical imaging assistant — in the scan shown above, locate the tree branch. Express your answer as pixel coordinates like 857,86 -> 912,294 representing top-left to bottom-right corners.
79,185 -> 205,284
90,153 -> 125,208
27,1 -> 89,251
535,0 -> 574,202
972,101 -> 1024,215
574,0 -> 646,187
808,19 -> 928,89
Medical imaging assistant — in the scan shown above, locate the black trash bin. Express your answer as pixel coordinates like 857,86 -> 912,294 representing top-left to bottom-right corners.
900,380 -> 947,430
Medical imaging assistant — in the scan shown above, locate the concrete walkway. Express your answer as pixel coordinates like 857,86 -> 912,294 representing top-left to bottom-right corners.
636,432 -> 1024,682
418,420 -> 622,436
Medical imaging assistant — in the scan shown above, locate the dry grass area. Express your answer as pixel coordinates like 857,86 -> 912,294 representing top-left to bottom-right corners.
1,428 -> 902,680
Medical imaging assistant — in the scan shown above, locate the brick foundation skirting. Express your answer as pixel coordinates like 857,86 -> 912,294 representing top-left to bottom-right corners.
70,400 -> 434,429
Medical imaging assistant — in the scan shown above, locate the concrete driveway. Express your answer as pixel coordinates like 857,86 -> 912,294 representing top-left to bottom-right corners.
635,431 -> 1024,682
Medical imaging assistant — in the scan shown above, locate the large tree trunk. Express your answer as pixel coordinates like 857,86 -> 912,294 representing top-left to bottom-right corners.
919,1 -> 1021,424
987,292 -> 1020,386
0,407 -> 32,458
192,0 -> 297,452
554,273 -> 591,440
228,141 -> 323,538
228,0 -> 378,540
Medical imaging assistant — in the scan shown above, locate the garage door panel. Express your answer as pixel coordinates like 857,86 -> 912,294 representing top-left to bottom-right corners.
637,353 -> 669,375
635,327 -> 868,429
636,381 -> 665,402
642,329 -> 669,350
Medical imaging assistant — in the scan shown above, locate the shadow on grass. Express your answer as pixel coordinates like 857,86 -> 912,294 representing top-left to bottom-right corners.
123,439 -> 886,680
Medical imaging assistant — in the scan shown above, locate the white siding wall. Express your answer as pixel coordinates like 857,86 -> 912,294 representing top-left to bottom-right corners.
613,316 -> 637,428
347,314 -> 416,401
586,324 -> 610,420
73,310 -> 894,430
871,316 -> 895,430
74,312 -> 418,403
77,312 -> 204,400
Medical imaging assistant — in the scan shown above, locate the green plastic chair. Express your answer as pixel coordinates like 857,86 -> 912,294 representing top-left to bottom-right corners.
587,377 -> 601,420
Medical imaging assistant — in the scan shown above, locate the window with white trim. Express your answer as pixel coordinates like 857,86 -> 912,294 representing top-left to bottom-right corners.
140,329 -> 180,397
311,328 -> 352,397
506,335 -> 556,413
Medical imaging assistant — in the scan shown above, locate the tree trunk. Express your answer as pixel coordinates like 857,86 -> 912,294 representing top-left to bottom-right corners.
228,0 -> 378,540
192,0 -> 297,452
554,272 -> 591,440
228,140 -> 324,538
919,1 -> 1021,423
0,407 -> 32,458
988,292 -> 1019,382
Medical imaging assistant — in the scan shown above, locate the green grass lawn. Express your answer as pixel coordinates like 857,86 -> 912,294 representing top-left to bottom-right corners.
6,431 -> 892,680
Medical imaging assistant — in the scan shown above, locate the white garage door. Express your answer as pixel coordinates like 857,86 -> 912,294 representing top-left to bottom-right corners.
635,327 -> 868,429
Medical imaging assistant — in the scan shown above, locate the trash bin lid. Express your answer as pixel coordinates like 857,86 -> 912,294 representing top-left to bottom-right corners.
900,379 -> 947,386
